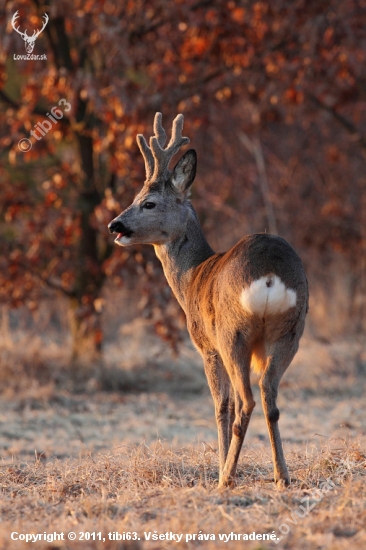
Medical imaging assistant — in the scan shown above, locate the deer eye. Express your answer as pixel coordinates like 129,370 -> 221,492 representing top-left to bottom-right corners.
144,202 -> 156,209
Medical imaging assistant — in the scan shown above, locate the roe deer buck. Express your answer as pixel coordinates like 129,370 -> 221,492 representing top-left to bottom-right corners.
108,113 -> 309,488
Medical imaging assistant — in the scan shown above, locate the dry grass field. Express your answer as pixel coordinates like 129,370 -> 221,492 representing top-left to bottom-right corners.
0,316 -> 365,550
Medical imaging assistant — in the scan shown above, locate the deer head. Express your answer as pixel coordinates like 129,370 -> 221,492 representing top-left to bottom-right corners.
108,113 -> 197,246
12,11 -> 49,54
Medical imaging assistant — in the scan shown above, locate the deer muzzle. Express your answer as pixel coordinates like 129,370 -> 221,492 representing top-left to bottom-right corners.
108,219 -> 133,239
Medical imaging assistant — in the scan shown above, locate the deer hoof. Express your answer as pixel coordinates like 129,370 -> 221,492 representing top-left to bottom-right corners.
218,476 -> 236,489
275,477 -> 290,490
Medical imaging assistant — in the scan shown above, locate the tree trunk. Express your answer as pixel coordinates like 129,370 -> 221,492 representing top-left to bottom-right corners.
69,296 -> 103,362
68,100 -> 105,361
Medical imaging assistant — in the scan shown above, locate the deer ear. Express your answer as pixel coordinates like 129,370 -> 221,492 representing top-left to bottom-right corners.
171,149 -> 197,196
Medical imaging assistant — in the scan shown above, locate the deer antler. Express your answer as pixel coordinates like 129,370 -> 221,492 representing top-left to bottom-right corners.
12,11 -> 26,39
11,11 -> 48,41
34,13 -> 49,39
136,113 -> 189,183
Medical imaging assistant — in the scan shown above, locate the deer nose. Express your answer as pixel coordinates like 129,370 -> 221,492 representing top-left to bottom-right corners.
108,219 -> 126,234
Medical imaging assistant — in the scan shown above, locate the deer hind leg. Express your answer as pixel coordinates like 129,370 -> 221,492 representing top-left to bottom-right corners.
202,352 -> 231,482
219,344 -> 255,488
259,335 -> 299,489
228,385 -> 235,444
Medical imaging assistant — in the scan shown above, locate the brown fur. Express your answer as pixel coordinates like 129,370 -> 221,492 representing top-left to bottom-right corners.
251,341 -> 268,374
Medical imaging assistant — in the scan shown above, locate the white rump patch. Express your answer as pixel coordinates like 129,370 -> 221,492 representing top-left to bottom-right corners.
240,275 -> 297,316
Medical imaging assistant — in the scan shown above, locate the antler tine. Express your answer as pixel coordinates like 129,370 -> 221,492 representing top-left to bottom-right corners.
35,13 -> 49,38
136,134 -> 154,181
166,114 -> 190,156
12,10 -> 20,25
12,11 -> 26,37
153,112 -> 167,148
150,113 -> 189,181
136,113 -> 165,181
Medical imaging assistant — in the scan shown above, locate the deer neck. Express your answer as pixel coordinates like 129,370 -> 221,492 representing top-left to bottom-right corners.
154,206 -> 214,313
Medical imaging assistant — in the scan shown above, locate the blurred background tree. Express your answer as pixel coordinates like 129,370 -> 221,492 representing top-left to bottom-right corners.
1,0 -> 365,360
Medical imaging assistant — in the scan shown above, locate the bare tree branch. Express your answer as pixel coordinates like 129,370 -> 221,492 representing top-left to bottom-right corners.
308,93 -> 366,151
13,258 -> 76,298
0,89 -> 71,125
239,132 -> 278,235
